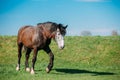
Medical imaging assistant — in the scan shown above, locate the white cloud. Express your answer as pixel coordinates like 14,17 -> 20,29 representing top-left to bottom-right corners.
75,0 -> 111,2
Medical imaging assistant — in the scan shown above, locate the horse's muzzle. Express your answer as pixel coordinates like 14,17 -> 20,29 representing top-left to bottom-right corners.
59,45 -> 65,50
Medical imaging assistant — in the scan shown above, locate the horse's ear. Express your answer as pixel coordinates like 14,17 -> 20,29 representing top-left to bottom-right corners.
58,24 -> 68,29
58,24 -> 62,29
64,25 -> 68,29
58,24 -> 62,27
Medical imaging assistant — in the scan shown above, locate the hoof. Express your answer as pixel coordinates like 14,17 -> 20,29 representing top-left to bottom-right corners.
30,69 -> 35,75
16,66 -> 20,71
30,71 -> 35,75
26,68 -> 30,72
46,67 -> 50,73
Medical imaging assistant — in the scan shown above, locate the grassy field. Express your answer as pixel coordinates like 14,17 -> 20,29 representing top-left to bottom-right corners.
0,36 -> 120,80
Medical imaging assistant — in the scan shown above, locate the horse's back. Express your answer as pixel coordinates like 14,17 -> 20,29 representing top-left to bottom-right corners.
18,25 -> 33,36
17,25 -> 45,49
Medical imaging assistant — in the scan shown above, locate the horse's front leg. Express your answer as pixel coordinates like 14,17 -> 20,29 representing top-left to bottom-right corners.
30,48 -> 38,74
46,51 -> 54,73
44,46 -> 54,73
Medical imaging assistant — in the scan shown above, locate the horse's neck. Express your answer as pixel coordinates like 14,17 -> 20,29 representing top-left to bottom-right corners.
41,26 -> 56,39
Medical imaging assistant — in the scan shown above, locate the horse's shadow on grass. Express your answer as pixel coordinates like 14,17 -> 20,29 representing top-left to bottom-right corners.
54,68 -> 115,76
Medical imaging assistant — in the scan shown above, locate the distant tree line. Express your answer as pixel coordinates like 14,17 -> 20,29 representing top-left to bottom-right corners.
80,30 -> 119,36
111,30 -> 118,36
80,31 -> 92,36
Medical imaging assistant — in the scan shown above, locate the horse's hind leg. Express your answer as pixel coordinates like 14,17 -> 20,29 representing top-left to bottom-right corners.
25,48 -> 31,72
30,47 -> 38,74
16,43 -> 23,71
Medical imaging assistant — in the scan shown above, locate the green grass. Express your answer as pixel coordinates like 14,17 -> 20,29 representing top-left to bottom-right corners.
0,36 -> 120,80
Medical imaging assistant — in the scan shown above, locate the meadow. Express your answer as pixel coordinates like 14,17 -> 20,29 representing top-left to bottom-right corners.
0,36 -> 120,80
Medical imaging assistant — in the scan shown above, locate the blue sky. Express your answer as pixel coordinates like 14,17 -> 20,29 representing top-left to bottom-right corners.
0,0 -> 120,36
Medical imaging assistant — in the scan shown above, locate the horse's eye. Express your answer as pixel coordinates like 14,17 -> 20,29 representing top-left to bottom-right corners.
58,33 -> 60,35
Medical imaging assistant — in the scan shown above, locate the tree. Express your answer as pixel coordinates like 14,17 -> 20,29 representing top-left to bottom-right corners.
81,31 -> 92,36
111,30 -> 118,36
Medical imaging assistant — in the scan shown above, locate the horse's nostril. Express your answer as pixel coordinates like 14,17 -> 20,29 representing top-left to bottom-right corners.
62,45 -> 65,49
63,45 -> 65,48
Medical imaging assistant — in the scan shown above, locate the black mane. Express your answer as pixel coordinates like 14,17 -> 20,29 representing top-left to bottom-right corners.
37,22 -> 67,35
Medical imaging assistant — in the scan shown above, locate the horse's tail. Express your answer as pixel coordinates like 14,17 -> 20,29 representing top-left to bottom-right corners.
22,46 -> 27,52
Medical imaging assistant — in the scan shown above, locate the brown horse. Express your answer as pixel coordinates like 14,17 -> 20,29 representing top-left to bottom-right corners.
16,22 -> 67,74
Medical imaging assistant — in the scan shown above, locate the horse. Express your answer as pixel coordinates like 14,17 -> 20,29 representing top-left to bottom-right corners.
16,22 -> 67,74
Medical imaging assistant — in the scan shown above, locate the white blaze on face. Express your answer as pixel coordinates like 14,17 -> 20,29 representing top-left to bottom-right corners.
55,28 -> 64,49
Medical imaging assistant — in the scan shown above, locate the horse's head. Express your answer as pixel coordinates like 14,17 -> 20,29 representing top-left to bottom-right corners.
55,24 -> 67,49
37,22 -> 67,49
